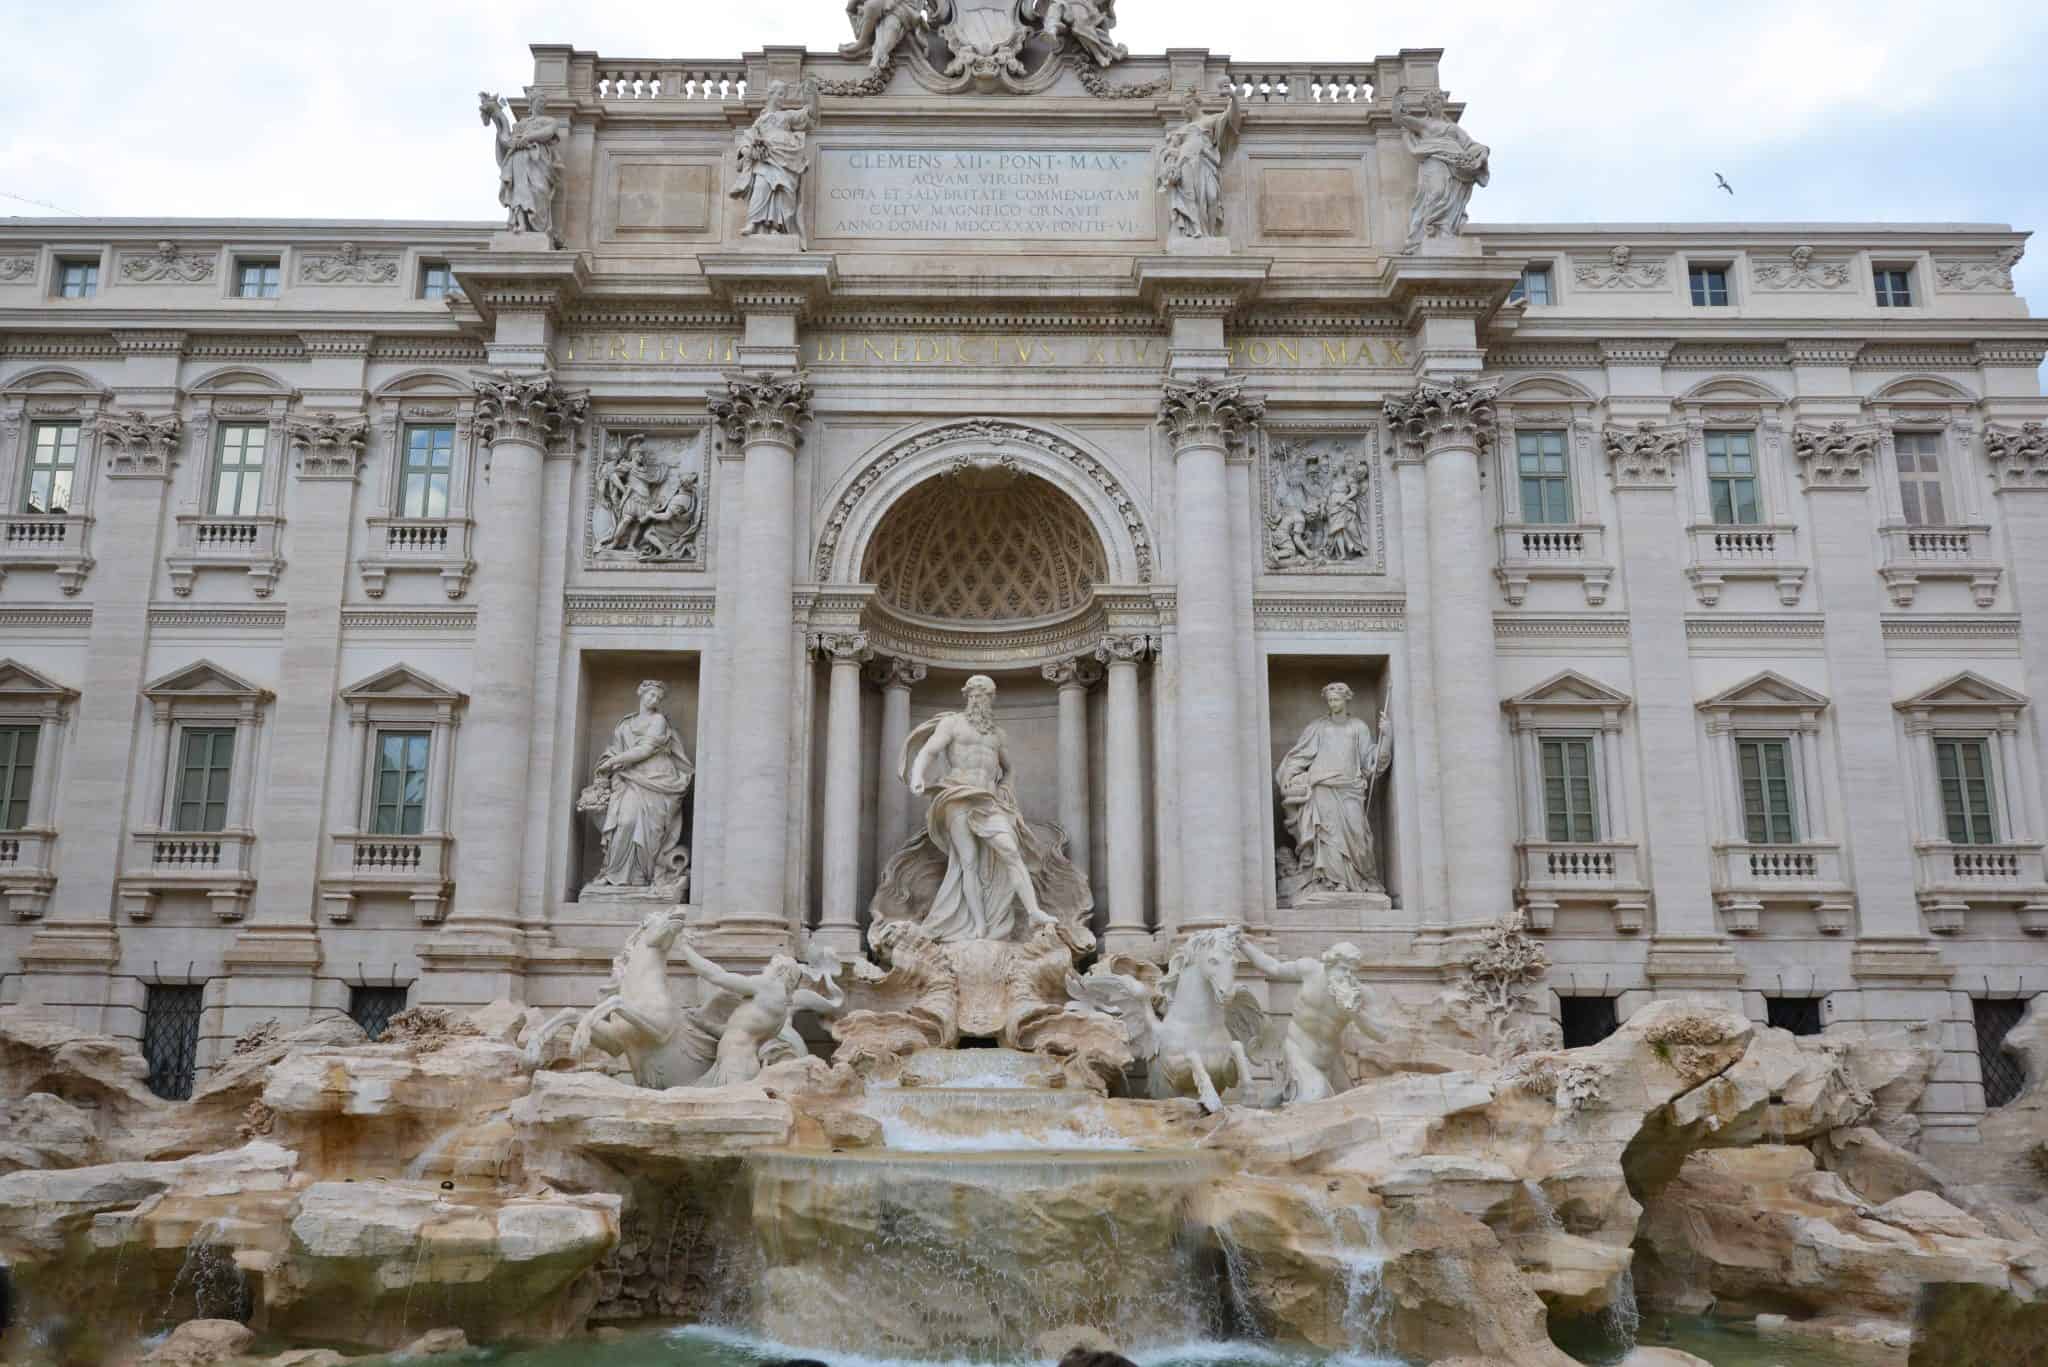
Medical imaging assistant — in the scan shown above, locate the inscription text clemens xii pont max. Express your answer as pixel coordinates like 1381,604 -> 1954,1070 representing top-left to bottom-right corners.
816,149 -> 1154,240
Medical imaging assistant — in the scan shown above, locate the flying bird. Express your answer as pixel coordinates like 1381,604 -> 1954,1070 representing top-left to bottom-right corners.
1714,173 -> 1734,195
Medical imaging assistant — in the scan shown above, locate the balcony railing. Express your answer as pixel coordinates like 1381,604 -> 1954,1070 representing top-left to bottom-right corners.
1515,839 -> 1648,932
1913,844 -> 2048,935
323,831 -> 453,924
1711,840 -> 1852,934
360,517 -> 474,599
1224,68 -> 1374,103
1495,523 -> 1612,606
168,513 -> 283,597
118,829 -> 256,921
0,827 -> 58,919
1878,524 -> 2000,608
0,513 -> 94,594
1686,523 -> 1807,607
592,61 -> 746,102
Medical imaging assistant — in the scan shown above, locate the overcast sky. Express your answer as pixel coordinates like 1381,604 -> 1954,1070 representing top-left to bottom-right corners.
4,0 -> 2046,320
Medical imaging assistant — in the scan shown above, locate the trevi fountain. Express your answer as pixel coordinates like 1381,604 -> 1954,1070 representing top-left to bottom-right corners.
5,4 -> 2048,1367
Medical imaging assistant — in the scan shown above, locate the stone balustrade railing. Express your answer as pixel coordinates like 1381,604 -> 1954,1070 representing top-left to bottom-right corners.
323,831 -> 454,924
593,61 -> 747,102
1224,68 -> 1375,104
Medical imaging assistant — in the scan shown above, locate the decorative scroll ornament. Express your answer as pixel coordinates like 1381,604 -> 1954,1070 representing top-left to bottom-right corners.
120,241 -> 215,284
1094,632 -> 1154,665
1159,375 -> 1265,448
1752,245 -> 1849,291
831,0 -> 1139,96
867,656 -> 929,689
1935,246 -> 2023,292
1572,245 -> 1667,291
285,412 -> 369,479
1602,421 -> 1685,487
591,431 -> 704,564
298,241 -> 400,284
471,370 -> 589,450
1041,655 -> 1103,687
710,370 -> 814,448
1791,421 -> 1878,489
1383,377 -> 1497,457
811,629 -> 874,662
1986,422 -> 2048,489
100,410 -> 184,477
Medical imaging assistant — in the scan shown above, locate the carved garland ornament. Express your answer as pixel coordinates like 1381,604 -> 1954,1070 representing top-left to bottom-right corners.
471,370 -> 589,450
1934,247 -> 2023,293
299,242 -> 401,285
1572,247 -> 1667,291
0,255 -> 34,282
710,370 -> 814,449
1791,422 -> 1878,489
1752,246 -> 1849,291
1986,422 -> 2048,489
1383,377 -> 1497,457
120,241 -> 216,284
814,419 -> 1155,583
1158,375 -> 1265,448
1602,421 -> 1685,487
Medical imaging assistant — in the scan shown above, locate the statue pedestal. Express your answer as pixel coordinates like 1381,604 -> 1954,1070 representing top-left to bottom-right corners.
1167,234 -> 1235,257
577,882 -> 686,909
489,229 -> 558,252
1275,889 -> 1394,933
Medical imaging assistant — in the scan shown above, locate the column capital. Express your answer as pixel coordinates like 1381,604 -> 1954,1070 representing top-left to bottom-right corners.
1601,421 -> 1686,489
1986,422 -> 2048,491
865,656 -> 927,689
1791,422 -> 1878,491
711,369 -> 814,450
1383,377 -> 1498,459
1042,657 -> 1105,689
470,369 -> 588,450
99,409 -> 185,479
1158,375 -> 1264,450
1094,633 -> 1156,666
810,629 -> 873,664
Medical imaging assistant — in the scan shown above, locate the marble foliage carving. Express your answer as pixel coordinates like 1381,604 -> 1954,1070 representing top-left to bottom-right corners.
298,242 -> 401,285
1603,421 -> 1685,487
1935,246 -> 2023,292
730,79 -> 820,247
100,410 -> 184,477
480,90 -> 567,243
589,431 -> 704,564
284,412 -> 369,479
1276,682 -> 1392,900
119,241 -> 215,283
1395,90 -> 1489,254
1752,245 -> 1849,291
1792,422 -> 1879,488
1263,437 -> 1375,570
577,680 -> 695,901
1572,245 -> 1668,291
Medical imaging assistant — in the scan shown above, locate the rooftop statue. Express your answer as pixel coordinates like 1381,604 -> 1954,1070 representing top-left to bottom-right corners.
1394,90 -> 1489,254
841,0 -> 930,72
1017,0 -> 1126,67
479,90 -> 566,244
731,78 -> 820,247
1155,84 -> 1240,240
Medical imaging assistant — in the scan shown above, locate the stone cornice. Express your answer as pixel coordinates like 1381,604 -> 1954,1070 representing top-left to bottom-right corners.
444,248 -> 591,328
1131,256 -> 1271,316
1383,377 -> 1497,459
1158,375 -> 1264,449
699,254 -> 840,317
710,370 -> 814,450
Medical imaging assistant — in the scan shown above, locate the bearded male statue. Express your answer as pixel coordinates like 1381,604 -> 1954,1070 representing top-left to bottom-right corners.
1239,938 -> 1393,1102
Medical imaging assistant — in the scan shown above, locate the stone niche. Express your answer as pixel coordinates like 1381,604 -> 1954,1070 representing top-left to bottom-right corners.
572,651 -> 701,905
1266,653 -> 1397,917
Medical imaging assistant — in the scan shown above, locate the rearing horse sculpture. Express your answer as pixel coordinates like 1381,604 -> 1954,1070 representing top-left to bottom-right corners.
1065,924 -> 1266,1112
528,906 -> 716,1088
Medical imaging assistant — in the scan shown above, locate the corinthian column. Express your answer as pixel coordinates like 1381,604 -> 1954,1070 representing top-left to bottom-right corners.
1042,656 -> 1101,878
1096,633 -> 1152,953
447,371 -> 587,942
1385,378 -> 1514,924
813,630 -> 872,953
869,656 -> 926,869
1160,376 -> 1263,932
708,371 -> 813,942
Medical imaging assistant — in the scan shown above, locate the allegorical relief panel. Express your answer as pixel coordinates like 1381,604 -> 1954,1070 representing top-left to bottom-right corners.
1261,430 -> 1383,574
586,424 -> 707,569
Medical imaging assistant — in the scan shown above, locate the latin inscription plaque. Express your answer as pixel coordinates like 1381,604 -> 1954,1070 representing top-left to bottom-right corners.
816,148 -> 1155,241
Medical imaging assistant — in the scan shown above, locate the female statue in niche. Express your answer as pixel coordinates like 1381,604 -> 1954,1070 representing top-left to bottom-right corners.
579,679 -> 694,898
1276,681 -> 1392,897
479,90 -> 567,243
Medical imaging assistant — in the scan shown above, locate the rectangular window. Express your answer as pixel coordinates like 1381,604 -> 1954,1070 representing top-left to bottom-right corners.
1874,267 -> 1914,308
1705,430 -> 1761,525
419,261 -> 456,300
56,259 -> 98,299
173,727 -> 235,833
1737,738 -> 1799,844
23,421 -> 81,514
1560,996 -> 1620,1049
399,424 -> 455,518
1509,265 -> 1552,306
1767,996 -> 1825,1037
234,258 -> 281,299
1516,429 -> 1573,524
1539,736 -> 1599,842
0,725 -> 37,831
348,985 -> 410,1041
1977,997 -> 2029,1108
1895,432 -> 1947,527
143,984 -> 204,1101
1689,264 -> 1731,306
211,422 -> 267,516
1935,737 -> 1999,845
372,730 -> 431,835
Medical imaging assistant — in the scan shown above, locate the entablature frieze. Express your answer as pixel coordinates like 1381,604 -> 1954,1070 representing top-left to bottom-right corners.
564,590 -> 717,630
1254,594 -> 1404,634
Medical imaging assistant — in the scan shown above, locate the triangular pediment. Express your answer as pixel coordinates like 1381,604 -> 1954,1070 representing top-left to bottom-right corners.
1896,671 -> 2028,711
0,659 -> 78,700
141,659 -> 271,701
1699,670 -> 1830,711
1505,669 -> 1633,710
340,663 -> 465,705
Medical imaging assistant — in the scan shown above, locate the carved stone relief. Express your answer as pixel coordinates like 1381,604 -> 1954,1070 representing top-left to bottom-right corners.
1791,422 -> 1878,489
1602,422 -> 1685,488
298,242 -> 400,284
587,427 -> 706,567
1986,423 -> 2048,489
100,411 -> 183,478
826,0 -> 1157,97
285,413 -> 369,479
1752,245 -> 1849,291
1935,247 -> 2023,292
118,241 -> 216,284
0,256 -> 33,282
1261,432 -> 1382,573
1572,246 -> 1668,290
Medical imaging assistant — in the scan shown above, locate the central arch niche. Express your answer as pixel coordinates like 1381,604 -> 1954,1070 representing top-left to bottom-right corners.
862,466 -> 1109,623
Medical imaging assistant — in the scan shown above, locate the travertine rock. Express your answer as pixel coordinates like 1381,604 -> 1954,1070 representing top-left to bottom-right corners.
260,1037 -> 534,1177
0,1091 -> 99,1173
1816,1125 -> 1946,1205
137,1318 -> 253,1366
398,1327 -> 470,1356
510,1066 -> 796,1181
1659,1025 -> 1873,1150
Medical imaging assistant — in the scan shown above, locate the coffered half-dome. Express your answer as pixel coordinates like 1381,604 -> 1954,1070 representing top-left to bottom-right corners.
861,467 -> 1109,623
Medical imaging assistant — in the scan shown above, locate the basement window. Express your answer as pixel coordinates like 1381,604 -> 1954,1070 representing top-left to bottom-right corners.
1559,995 -> 1619,1049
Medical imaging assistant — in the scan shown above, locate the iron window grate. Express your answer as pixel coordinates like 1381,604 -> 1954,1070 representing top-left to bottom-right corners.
1767,996 -> 1825,1037
349,985 -> 410,1041
1977,997 -> 2031,1109
1560,996 -> 1619,1049
143,983 -> 204,1100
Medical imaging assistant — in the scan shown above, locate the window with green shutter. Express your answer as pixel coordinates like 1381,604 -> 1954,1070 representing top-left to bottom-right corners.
173,728 -> 235,833
211,423 -> 267,516
399,425 -> 454,518
372,730 -> 431,835
0,725 -> 37,830
1737,738 -> 1798,844
1706,430 -> 1761,525
1516,430 -> 1572,525
24,421 -> 81,513
1935,737 -> 1998,845
1539,736 -> 1598,842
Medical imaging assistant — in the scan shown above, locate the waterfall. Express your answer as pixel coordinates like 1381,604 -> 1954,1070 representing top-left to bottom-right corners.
1599,1264 -> 1641,1357
158,1219 -> 250,1332
1302,1191 -> 1389,1357
1522,1179 -> 1564,1234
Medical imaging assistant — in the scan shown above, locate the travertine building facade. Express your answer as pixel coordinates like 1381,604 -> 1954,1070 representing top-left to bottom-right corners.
1,31 -> 2045,1136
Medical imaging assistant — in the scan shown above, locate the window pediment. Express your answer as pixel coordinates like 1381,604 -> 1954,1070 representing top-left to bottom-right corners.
1896,670 -> 2027,713
340,663 -> 465,706
1699,670 -> 1829,714
1503,670 -> 1631,730
141,659 -> 272,703
0,659 -> 79,704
